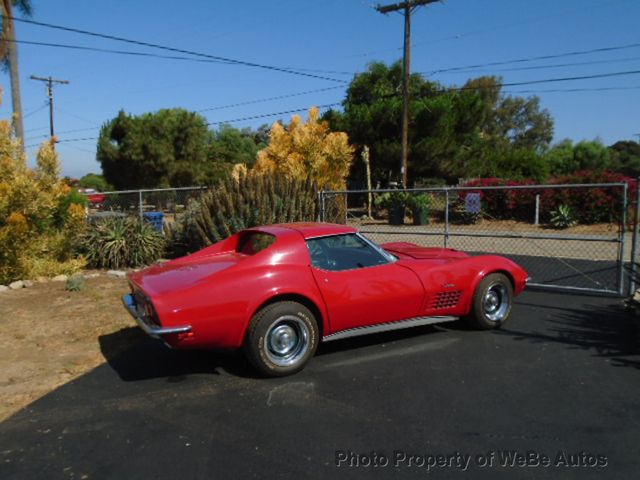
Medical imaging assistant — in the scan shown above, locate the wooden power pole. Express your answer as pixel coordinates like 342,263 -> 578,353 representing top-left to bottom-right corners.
30,75 -> 69,140
376,0 -> 438,188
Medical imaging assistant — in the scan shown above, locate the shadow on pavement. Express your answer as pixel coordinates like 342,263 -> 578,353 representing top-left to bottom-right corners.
98,327 -> 256,381
501,294 -> 640,369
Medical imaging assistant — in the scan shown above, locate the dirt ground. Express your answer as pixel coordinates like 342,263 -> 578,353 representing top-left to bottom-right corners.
0,275 -> 135,422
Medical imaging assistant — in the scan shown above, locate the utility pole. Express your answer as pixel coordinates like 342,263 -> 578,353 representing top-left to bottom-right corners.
376,0 -> 438,188
29,75 -> 69,140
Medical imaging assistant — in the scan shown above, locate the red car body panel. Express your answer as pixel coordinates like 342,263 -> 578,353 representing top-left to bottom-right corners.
126,223 -> 528,350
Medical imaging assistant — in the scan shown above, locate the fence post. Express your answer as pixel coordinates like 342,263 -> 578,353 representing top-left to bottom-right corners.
319,191 -> 326,222
618,182 -> 628,296
444,188 -> 450,248
630,178 -> 640,295
138,190 -> 143,220
534,194 -> 540,225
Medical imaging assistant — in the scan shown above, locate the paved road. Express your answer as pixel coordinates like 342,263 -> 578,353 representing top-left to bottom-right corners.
1,291 -> 639,479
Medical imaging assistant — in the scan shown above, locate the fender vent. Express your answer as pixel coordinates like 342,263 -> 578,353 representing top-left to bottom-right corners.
430,290 -> 462,309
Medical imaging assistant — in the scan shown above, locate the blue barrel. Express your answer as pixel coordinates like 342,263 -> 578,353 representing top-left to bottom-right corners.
143,212 -> 164,232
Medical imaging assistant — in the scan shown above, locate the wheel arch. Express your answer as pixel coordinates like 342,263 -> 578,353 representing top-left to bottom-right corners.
252,293 -> 326,338
463,268 -> 516,313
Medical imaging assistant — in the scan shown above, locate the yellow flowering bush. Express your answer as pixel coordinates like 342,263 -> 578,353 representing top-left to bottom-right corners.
253,107 -> 354,190
0,104 -> 86,283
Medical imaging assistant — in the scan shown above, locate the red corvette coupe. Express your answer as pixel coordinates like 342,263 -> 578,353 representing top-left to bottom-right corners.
123,223 -> 528,376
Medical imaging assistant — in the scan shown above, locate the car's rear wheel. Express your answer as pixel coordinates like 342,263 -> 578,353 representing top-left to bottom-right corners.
244,301 -> 319,377
467,273 -> 513,330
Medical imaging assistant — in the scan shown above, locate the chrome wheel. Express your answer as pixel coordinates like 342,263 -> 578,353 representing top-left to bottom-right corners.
264,315 -> 310,367
483,283 -> 510,322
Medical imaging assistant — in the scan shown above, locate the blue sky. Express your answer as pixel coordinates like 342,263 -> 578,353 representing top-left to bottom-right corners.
1,0 -> 639,178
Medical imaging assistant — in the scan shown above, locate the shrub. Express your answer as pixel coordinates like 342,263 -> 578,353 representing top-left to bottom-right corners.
66,275 -> 86,292
0,115 -> 86,283
458,177 -> 538,221
169,172 -> 318,255
82,216 -> 165,269
550,204 -> 578,229
544,171 -> 636,225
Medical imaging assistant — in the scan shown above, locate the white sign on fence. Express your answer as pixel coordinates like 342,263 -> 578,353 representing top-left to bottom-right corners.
465,193 -> 481,213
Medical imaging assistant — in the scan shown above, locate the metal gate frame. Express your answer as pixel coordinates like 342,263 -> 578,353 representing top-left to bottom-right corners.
320,181 -> 636,297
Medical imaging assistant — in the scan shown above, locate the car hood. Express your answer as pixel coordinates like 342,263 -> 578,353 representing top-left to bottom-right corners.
382,242 -> 469,261
128,252 -> 245,297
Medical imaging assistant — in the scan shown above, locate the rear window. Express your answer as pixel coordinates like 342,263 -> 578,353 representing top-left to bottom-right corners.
237,232 -> 276,255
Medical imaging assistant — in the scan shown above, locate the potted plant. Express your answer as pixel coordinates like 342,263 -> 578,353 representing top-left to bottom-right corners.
374,191 -> 409,225
407,193 -> 432,225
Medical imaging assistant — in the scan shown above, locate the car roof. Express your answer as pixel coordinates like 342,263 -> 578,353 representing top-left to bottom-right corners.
268,222 -> 357,239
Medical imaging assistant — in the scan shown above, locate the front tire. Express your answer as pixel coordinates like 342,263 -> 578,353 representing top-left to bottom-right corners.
467,273 -> 513,330
244,301 -> 319,377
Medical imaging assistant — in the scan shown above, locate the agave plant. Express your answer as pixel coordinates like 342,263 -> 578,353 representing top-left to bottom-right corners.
550,204 -> 578,229
82,216 -> 165,269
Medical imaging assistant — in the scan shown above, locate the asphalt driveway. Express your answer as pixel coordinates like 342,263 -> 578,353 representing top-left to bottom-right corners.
1,290 -> 639,479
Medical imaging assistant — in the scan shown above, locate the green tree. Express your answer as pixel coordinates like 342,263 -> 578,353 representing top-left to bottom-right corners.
324,64 -> 554,185
609,140 -> 640,177
79,173 -> 113,191
545,139 -> 575,175
573,139 -> 615,172
209,124 -> 265,168
0,0 -> 32,143
97,108 -> 216,189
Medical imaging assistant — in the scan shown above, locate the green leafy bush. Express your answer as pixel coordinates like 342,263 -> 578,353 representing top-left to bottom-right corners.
550,204 -> 578,229
169,172 -> 317,255
66,274 -> 86,292
82,216 -> 165,269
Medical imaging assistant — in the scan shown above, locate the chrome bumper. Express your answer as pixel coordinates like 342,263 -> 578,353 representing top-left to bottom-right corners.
122,294 -> 192,339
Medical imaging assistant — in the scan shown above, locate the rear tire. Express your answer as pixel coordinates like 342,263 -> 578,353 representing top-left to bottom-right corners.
244,301 -> 319,377
466,273 -> 513,330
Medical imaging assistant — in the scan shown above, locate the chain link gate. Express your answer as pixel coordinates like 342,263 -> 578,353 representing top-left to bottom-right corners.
320,182 -> 635,297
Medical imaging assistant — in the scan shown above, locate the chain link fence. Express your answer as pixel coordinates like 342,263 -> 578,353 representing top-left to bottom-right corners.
83,186 -> 208,224
320,183 -> 635,296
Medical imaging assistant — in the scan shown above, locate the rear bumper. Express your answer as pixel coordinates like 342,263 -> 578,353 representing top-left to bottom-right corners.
122,294 -> 192,339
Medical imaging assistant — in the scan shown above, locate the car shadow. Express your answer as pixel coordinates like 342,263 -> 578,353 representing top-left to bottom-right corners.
100,322 -> 460,381
316,322 -> 459,355
98,327 -> 257,381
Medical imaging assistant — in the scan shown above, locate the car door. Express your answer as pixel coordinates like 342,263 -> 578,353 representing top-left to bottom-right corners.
307,234 -> 424,334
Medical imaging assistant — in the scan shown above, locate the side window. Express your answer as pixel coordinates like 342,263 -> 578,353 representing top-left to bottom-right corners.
306,234 -> 392,271
237,232 -> 276,255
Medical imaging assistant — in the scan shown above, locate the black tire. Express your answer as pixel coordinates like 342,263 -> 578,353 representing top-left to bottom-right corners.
466,273 -> 513,330
244,301 -> 319,377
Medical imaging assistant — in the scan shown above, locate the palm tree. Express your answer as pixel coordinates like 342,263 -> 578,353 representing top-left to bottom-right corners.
0,0 -> 33,145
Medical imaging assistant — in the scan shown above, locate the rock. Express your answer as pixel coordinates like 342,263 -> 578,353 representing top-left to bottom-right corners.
107,270 -> 127,278
35,276 -> 48,283
0,285 -> 8,293
52,275 -> 68,282
83,273 -> 101,279
9,280 -> 24,290
23,280 -> 34,288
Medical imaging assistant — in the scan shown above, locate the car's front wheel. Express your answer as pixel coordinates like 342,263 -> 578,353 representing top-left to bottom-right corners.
244,301 -> 319,377
467,273 -> 513,330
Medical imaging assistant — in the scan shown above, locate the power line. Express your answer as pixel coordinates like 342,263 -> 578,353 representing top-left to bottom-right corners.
197,86 -> 345,112
25,126 -> 99,143
504,85 -> 640,94
428,42 -> 640,75
5,15 -> 348,84
429,55 -> 640,76
9,38 -> 356,77
206,103 -> 342,126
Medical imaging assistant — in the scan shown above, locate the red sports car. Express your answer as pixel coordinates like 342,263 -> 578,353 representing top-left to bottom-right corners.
123,222 -> 528,376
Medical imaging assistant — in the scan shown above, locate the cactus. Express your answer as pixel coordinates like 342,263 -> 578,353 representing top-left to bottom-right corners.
169,173 -> 318,255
